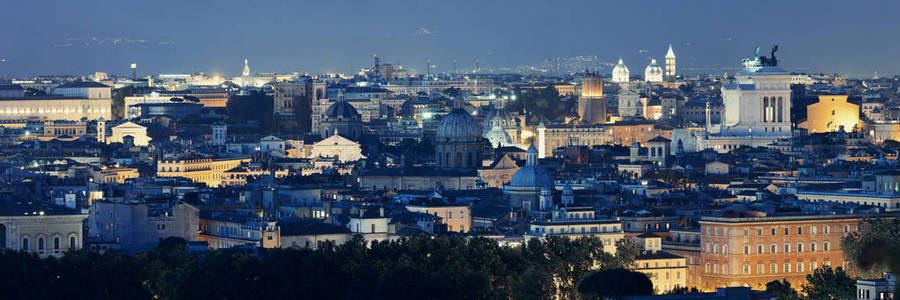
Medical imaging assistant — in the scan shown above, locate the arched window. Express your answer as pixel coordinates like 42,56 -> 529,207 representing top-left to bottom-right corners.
22,238 -> 29,251
38,238 -> 44,251
69,237 -> 76,249
54,238 -> 60,250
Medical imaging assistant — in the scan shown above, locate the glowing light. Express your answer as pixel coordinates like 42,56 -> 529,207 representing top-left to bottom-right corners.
422,111 -> 433,119
520,130 -> 534,140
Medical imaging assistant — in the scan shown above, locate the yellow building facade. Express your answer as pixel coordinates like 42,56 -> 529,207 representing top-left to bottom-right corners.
157,157 -> 251,187
800,95 -> 860,133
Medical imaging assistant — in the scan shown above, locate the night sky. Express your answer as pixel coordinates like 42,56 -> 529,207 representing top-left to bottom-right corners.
1,0 -> 898,77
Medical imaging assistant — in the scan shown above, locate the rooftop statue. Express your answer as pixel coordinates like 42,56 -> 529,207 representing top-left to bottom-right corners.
742,45 -> 778,71
759,45 -> 779,67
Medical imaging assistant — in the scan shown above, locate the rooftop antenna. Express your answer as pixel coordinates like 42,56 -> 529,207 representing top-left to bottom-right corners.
452,59 -> 457,75
475,59 -> 480,74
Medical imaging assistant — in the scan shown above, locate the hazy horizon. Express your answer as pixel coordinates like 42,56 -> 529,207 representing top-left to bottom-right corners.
2,0 -> 898,78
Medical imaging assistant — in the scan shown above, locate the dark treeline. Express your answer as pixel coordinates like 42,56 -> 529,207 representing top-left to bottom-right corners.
0,235 -> 643,300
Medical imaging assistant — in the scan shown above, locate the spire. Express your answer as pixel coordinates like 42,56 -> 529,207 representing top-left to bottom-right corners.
666,44 -> 676,58
242,58 -> 250,76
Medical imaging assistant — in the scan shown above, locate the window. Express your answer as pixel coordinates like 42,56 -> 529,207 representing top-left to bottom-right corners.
784,228 -> 790,235
743,265 -> 750,274
784,244 -> 790,253
714,264 -> 718,274
797,243 -> 803,253
53,238 -> 60,250
757,229 -> 763,236
771,228 -> 776,235
22,238 -> 29,251
714,244 -> 719,254
723,245 -> 728,255
811,242 -> 817,252
38,238 -> 44,251
824,226 -> 830,234
770,264 -> 777,273
824,242 -> 830,251
798,262 -> 805,273
705,264 -> 710,273
843,225 -> 850,233
784,263 -> 791,273
771,244 -> 777,253
743,229 -> 749,236
812,261 -> 818,271
811,226 -> 818,234
448,212 -> 453,219
69,237 -> 75,249
797,227 -> 803,234
757,245 -> 763,254
370,224 -> 375,233
757,264 -> 764,274
744,245 -> 750,255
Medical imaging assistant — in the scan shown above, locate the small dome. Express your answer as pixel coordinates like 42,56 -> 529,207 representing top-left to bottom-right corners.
510,165 -> 553,188
325,101 -> 360,120
437,108 -> 481,139
510,143 -> 553,188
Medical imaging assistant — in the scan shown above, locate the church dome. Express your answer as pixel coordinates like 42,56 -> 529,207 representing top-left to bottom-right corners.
510,144 -> 553,188
482,106 -> 518,148
482,107 -> 517,134
437,108 -> 481,139
612,58 -> 630,83
325,101 -> 360,120
644,59 -> 663,82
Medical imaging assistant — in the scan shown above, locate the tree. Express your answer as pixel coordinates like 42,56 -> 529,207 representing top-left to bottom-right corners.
765,279 -> 801,300
666,286 -> 701,295
842,217 -> 900,278
801,266 -> 855,300
578,268 -> 653,299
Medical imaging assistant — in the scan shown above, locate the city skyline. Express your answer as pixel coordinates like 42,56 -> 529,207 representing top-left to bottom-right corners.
2,0 -> 899,77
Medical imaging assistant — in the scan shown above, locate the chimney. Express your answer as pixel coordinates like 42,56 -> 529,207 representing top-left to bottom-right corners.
379,207 -> 385,217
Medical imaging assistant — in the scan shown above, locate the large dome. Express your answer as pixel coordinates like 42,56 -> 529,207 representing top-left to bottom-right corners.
437,108 -> 481,139
482,107 -> 517,135
510,144 -> 553,188
612,58 -> 630,83
644,59 -> 663,82
325,101 -> 360,120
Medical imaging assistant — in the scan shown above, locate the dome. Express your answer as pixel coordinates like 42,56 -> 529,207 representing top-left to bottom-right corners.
482,107 -> 516,133
510,144 -> 553,188
325,101 -> 360,120
510,165 -> 553,188
437,108 -> 481,139
644,59 -> 663,82
482,106 -> 517,148
612,58 -> 630,83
